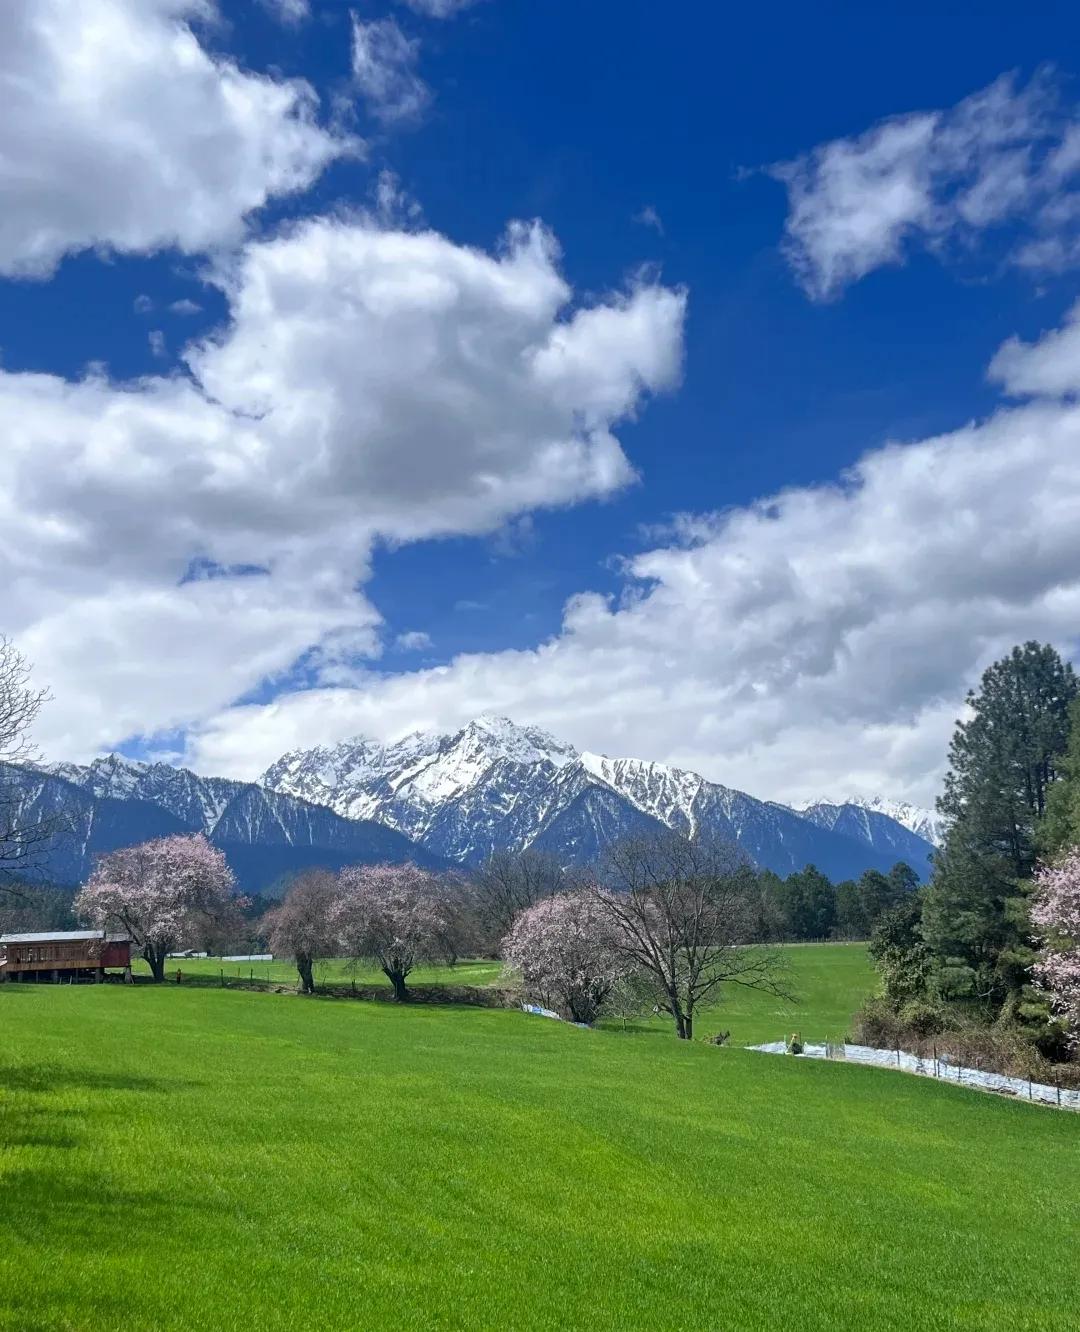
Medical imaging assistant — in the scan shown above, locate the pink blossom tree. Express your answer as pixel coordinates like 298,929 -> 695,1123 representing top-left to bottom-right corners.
1031,849 -> 1080,1046
264,868 -> 342,994
502,890 -> 631,1024
75,833 -> 238,982
334,863 -> 459,1001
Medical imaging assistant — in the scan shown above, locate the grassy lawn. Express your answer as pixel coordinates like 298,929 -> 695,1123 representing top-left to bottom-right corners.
2,980 -> 1078,1331
143,954 -> 506,990
153,942 -> 875,1046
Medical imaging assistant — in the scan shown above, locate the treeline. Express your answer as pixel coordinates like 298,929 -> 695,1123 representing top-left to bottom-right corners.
749,862 -> 918,943
857,642 -> 1080,1073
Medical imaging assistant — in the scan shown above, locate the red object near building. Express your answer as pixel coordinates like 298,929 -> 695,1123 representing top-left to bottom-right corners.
0,930 -> 132,982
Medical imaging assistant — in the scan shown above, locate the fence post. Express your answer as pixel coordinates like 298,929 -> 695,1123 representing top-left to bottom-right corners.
220,968 -> 224,987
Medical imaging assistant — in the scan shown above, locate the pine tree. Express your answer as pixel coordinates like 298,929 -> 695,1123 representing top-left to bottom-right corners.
778,865 -> 836,940
1039,697 -> 1080,858
922,642 -> 1077,1012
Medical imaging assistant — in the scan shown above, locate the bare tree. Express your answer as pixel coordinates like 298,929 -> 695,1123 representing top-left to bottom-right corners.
0,637 -> 51,896
471,849 -> 571,949
595,832 -> 794,1040
264,869 -> 342,994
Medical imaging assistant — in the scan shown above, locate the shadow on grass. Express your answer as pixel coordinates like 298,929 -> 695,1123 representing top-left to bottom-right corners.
170,970 -> 520,1012
0,1065 -> 216,1328
0,1169 -> 220,1332
2,1065 -> 188,1095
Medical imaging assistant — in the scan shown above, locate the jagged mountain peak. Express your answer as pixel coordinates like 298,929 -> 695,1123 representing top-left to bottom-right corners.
261,720 -> 937,879
793,794 -> 946,847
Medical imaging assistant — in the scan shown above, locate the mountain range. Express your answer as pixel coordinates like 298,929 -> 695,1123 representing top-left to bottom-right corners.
261,716 -> 939,881
4,716 -> 940,893
2,757 -> 442,892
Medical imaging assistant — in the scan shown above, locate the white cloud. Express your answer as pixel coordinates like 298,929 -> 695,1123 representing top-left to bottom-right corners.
634,205 -> 665,236
148,330 -> 167,359
134,294 -> 155,315
0,0 -> 354,276
398,0 -> 484,17
261,0 -> 310,24
771,71 -> 1080,299
395,631 -> 433,651
184,307 -> 1080,807
169,299 -> 203,316
989,300 -> 1080,397
4,215 -> 684,759
351,15 -> 431,125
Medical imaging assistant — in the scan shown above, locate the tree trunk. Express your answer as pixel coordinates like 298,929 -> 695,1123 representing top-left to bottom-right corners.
385,968 -> 409,1002
146,947 -> 166,983
297,955 -> 315,995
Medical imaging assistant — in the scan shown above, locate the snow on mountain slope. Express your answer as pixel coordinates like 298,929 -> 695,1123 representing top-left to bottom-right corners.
23,755 -> 440,891
793,795 -> 946,848
43,753 -> 241,832
262,716 -> 937,879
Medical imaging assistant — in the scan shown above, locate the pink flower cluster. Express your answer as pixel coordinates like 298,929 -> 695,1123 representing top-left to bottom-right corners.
75,832 -> 237,976
333,862 -> 456,990
1031,849 -> 1080,1045
502,890 -> 630,1024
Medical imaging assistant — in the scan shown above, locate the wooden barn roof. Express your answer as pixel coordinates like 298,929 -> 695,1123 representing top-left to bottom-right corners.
0,929 -> 130,944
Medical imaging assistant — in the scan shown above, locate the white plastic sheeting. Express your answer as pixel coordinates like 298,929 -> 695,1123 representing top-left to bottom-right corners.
749,1041 -> 1080,1111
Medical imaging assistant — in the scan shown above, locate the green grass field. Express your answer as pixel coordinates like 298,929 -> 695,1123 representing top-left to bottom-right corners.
3,950 -> 1078,1331
152,941 -> 874,1046
146,953 -> 506,990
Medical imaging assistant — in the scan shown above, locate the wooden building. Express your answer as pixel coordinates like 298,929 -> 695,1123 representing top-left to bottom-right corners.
0,929 -> 132,983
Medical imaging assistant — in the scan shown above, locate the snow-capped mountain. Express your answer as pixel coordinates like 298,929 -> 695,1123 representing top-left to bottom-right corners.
7,758 -> 441,891
3,717 -> 938,891
262,717 -> 936,880
792,795 -> 946,848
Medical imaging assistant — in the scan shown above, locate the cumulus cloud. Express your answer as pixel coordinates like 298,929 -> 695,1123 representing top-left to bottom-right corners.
771,70 -> 1080,299
0,0 -> 353,276
351,15 -> 431,125
4,216 -> 684,758
989,300 -> 1080,397
169,299 -> 204,317
184,306 -> 1080,807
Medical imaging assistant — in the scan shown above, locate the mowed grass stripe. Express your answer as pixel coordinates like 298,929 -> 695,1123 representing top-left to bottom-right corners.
1,977 -> 1078,1331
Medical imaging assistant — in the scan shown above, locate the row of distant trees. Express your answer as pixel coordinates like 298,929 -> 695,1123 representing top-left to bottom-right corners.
69,828 -> 926,1039
70,830 -> 813,1040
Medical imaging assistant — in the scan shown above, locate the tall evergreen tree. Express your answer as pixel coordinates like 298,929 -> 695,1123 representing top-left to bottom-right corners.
922,642 -> 1077,1011
778,865 -> 836,940
1039,697 -> 1080,859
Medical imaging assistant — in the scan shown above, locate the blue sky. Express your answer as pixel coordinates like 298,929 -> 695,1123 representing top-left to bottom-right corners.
4,0 -> 1080,804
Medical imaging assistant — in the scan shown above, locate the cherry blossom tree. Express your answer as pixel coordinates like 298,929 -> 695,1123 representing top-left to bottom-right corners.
502,890 -> 631,1024
1031,849 -> 1080,1046
75,833 -> 239,981
264,868 -> 342,994
334,863 -> 459,1001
